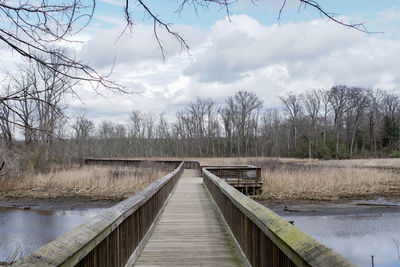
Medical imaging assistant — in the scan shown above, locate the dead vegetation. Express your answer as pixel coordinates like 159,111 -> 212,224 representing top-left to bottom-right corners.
258,163 -> 399,200
3,156 -> 398,201
0,165 -> 167,201
194,157 -> 400,200
309,158 -> 400,168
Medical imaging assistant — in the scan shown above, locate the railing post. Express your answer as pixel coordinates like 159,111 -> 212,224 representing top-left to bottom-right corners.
238,169 -> 241,188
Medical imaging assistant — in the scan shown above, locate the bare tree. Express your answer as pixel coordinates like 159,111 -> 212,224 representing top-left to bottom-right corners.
380,90 -> 400,150
301,89 -> 321,158
72,113 -> 94,158
366,90 -> 381,155
6,67 -> 36,144
186,98 -> 207,156
279,92 -> 302,155
319,89 -> 331,146
345,87 -> 370,157
204,98 -> 220,156
220,99 -> 234,156
156,113 -> 170,157
329,85 -> 350,158
2,49 -> 77,147
33,53 -> 78,159
181,97 -> 220,156
0,85 -> 14,148
260,109 -> 283,157
226,91 -> 263,156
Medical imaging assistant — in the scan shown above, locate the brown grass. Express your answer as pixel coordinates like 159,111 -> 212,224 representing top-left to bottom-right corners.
258,165 -> 399,200
7,157 -> 396,201
0,165 -> 168,200
309,158 -> 400,168
186,157 -> 400,200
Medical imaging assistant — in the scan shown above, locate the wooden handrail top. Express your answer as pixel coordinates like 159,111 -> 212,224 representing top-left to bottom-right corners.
84,157 -> 183,164
202,165 -> 260,170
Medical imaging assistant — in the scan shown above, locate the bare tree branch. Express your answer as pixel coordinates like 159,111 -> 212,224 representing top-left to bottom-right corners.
293,0 -> 381,33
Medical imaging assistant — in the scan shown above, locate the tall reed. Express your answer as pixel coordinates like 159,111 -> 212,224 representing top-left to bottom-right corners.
0,165 -> 167,200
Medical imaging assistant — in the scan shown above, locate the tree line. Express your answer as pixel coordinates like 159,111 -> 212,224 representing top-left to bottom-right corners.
72,86 -> 400,160
2,67 -> 400,172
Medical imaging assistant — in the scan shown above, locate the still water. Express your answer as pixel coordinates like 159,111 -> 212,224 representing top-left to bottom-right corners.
2,200 -> 400,266
0,204 -> 110,262
283,211 -> 400,266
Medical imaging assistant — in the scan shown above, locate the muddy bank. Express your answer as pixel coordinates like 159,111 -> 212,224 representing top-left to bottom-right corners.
259,197 -> 400,216
0,197 -> 117,211
0,189 -> 130,202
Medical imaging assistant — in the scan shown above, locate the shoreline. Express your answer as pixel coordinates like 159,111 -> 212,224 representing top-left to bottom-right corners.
2,192 -> 400,215
0,197 -> 117,211
259,197 -> 400,216
0,189 -> 131,202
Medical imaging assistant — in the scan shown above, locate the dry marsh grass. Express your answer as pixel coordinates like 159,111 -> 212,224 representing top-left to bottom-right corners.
187,157 -> 400,200
11,157 -> 396,201
127,156 -> 400,200
0,165 -> 168,200
259,165 -> 399,200
309,158 -> 400,168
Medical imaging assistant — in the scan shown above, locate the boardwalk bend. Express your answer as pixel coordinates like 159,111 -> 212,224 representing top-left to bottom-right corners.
14,159 -> 355,267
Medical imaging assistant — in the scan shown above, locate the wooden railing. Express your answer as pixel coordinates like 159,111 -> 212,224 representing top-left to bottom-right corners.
183,160 -> 201,169
204,165 -> 262,195
84,158 -> 182,171
202,168 -> 355,267
14,161 -> 184,267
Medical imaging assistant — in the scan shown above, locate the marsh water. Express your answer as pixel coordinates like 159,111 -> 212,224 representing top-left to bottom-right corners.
1,199 -> 400,266
268,199 -> 400,267
0,200 -> 114,263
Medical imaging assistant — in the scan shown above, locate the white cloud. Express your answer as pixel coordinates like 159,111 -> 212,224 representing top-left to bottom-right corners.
79,23 -> 206,71
67,14 -> 400,123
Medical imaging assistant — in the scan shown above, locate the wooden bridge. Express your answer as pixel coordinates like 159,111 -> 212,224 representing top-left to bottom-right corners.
14,159 -> 355,267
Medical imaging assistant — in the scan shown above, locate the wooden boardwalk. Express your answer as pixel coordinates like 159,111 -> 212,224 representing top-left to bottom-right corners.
134,169 -> 243,267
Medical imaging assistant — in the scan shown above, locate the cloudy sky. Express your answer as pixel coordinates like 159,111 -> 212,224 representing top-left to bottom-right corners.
19,1 -> 400,124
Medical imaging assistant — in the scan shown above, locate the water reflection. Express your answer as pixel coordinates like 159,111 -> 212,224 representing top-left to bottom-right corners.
0,206 -> 108,262
282,213 -> 400,266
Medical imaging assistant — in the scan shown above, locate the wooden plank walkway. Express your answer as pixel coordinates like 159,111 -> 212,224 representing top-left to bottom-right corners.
134,169 -> 243,266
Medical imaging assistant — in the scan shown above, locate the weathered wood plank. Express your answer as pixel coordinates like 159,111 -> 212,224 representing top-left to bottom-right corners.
133,170 -> 243,267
